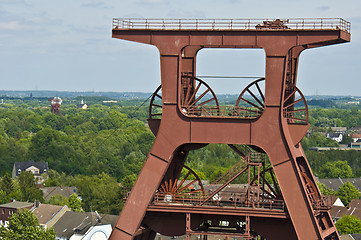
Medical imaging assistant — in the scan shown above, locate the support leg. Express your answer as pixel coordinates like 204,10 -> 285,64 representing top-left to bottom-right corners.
110,137 -> 177,240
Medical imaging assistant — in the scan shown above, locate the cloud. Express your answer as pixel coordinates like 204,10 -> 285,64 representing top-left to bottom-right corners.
0,21 -> 22,30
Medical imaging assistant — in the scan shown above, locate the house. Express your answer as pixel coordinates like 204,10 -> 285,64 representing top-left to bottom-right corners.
42,186 -> 78,202
326,133 -> 343,143
12,160 -> 48,179
350,133 -> 361,142
349,126 -> 361,133
73,224 -> 112,240
0,201 -> 34,226
329,205 -> 348,221
76,99 -> 87,109
331,127 -> 347,135
349,199 -> 361,209
318,178 -> 361,192
349,141 -> 361,148
341,234 -> 361,240
31,203 -> 70,229
53,211 -> 118,240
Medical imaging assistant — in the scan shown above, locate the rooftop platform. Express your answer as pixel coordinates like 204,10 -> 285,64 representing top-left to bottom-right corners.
113,18 -> 350,32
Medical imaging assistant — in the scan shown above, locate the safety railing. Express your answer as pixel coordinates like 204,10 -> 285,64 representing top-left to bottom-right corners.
183,106 -> 262,119
151,192 -> 285,211
113,18 -> 350,33
312,195 -> 334,211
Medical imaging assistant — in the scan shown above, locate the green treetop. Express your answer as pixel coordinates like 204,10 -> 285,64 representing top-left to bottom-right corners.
335,215 -> 361,234
337,182 -> 361,207
0,209 -> 56,240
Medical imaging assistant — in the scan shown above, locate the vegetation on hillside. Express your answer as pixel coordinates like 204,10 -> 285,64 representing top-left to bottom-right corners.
2,96 -> 361,214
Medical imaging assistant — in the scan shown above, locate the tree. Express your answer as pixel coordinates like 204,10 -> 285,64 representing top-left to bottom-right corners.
318,160 -> 353,178
335,215 -> 361,234
337,182 -> 361,207
121,174 -> 137,189
46,195 -> 68,206
75,173 -> 123,214
318,182 -> 337,196
340,134 -> 353,145
0,173 -> 15,195
17,171 -> 44,202
67,193 -> 83,212
0,209 -> 56,240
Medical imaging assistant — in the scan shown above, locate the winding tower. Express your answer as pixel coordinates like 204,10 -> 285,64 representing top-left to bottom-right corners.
110,18 -> 351,240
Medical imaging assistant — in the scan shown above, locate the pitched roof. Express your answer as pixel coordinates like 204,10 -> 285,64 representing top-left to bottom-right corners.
329,206 -> 348,219
318,178 -> 343,191
0,201 -> 34,209
331,127 -> 347,132
351,234 -> 361,240
340,235 -> 354,240
318,178 -> 361,191
13,160 -> 48,176
349,199 -> 361,209
348,207 -> 361,220
53,211 -> 118,239
31,203 -> 66,225
327,133 -> 342,138
41,186 -> 77,201
341,234 -> 361,240
351,133 -> 361,138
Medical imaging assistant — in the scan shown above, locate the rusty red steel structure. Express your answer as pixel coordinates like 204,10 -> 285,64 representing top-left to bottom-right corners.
48,97 -> 63,116
109,18 -> 351,240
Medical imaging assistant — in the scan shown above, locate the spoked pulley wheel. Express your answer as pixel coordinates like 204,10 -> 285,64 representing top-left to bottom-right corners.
235,78 -> 265,118
282,85 -> 308,124
149,85 -> 162,119
180,75 -> 219,117
158,165 -> 205,199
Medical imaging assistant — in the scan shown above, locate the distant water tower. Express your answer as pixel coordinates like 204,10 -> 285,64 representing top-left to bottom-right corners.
48,97 -> 63,116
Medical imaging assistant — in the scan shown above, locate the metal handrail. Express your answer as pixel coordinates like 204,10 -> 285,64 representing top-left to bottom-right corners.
183,105 -> 262,119
151,192 -> 285,211
113,18 -> 350,33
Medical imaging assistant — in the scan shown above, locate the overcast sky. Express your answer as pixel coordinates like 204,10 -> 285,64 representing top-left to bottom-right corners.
0,0 -> 360,96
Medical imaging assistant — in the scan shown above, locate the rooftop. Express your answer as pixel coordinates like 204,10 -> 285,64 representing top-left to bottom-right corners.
41,186 -> 77,201
0,201 -> 34,209
32,203 -> 68,225
53,211 -> 118,239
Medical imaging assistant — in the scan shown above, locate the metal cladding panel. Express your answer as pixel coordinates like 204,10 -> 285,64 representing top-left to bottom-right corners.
114,154 -> 169,236
112,30 -> 152,45
148,130 -> 178,161
151,33 -> 189,55
222,32 -> 258,46
189,32 -> 223,46
189,120 -> 252,144
272,160 -> 320,239
297,30 -> 350,45
257,33 -> 298,56
264,56 -> 286,106
160,55 -> 179,104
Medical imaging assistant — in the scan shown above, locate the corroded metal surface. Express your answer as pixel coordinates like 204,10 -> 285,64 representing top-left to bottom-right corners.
110,17 -> 350,240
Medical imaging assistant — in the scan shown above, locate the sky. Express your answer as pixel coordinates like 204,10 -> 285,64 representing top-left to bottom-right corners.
0,0 -> 360,96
